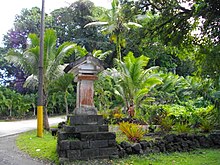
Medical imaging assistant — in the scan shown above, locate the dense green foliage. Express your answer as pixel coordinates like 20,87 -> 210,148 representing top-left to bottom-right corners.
0,0 -> 219,130
0,86 -> 36,118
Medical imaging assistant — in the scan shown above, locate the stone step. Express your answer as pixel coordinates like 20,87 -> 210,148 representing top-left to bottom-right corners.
68,115 -> 104,125
58,131 -> 80,141
63,124 -> 108,133
58,131 -> 116,141
79,132 -> 116,141
58,139 -> 117,151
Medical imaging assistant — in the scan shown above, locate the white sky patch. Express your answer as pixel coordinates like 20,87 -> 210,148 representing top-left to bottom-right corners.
0,0 -> 111,46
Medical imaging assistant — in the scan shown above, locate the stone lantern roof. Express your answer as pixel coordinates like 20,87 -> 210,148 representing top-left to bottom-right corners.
64,54 -> 104,75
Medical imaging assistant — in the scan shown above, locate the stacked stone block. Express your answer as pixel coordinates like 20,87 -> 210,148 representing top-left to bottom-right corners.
57,115 -> 118,162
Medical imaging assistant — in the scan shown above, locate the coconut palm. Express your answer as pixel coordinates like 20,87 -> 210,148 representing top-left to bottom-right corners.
110,52 -> 162,117
84,0 -> 142,61
5,29 -> 76,130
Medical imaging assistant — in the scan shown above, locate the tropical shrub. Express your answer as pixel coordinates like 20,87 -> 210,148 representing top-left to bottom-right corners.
173,122 -> 190,134
160,116 -> 173,132
109,52 -> 162,117
119,121 -> 145,142
0,86 -> 35,118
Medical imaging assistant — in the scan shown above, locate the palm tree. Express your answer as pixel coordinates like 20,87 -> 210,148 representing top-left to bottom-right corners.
84,0 -> 142,61
110,52 -> 162,117
5,29 -> 76,130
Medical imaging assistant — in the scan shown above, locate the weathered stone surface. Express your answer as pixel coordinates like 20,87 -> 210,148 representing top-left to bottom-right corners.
108,140 -> 117,147
59,158 -> 69,165
81,148 -> 99,159
58,131 -> 80,141
99,147 -> 118,156
117,145 -> 126,158
68,115 -> 104,125
139,140 -> 148,150
209,133 -> 220,146
59,140 -> 70,150
67,150 -> 81,160
125,147 -> 133,154
99,125 -> 109,132
70,140 -> 81,150
63,126 -> 76,133
80,132 -> 116,141
64,124 -> 108,133
90,140 -> 109,148
58,150 -> 67,158
74,106 -> 97,115
81,141 -> 90,149
132,143 -> 142,154
120,141 -> 131,149
163,134 -> 175,143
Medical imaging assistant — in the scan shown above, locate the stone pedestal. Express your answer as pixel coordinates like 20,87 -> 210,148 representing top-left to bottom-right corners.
57,115 -> 118,163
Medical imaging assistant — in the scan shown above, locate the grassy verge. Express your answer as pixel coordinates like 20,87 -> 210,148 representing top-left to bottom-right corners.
16,130 -> 220,165
16,130 -> 59,164
115,150 -> 220,165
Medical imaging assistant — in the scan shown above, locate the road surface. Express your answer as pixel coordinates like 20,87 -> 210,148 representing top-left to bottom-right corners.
0,116 -> 66,137
0,116 -> 66,165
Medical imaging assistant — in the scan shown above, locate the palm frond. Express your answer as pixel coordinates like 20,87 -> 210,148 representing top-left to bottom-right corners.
92,50 -> 112,60
23,74 -> 38,90
44,29 -> 57,68
27,33 -> 39,48
5,50 -> 33,74
47,44 -> 76,80
84,21 -> 108,28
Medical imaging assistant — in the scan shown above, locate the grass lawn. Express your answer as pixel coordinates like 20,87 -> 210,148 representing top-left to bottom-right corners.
16,130 -> 59,164
16,130 -> 220,165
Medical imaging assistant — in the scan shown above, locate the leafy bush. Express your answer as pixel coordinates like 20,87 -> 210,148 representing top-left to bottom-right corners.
173,122 -> 190,134
160,116 -> 173,132
119,122 -> 145,143
0,86 -> 35,118
200,118 -> 214,133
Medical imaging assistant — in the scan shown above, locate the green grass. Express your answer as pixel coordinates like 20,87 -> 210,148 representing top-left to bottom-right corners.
114,150 -> 220,165
16,130 -> 220,165
16,130 -> 59,164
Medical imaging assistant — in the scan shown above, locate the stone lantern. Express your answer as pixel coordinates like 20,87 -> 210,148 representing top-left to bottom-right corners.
64,54 -> 104,115
57,54 -> 118,163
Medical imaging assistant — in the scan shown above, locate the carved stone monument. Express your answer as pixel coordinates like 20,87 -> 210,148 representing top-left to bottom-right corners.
57,54 -> 118,163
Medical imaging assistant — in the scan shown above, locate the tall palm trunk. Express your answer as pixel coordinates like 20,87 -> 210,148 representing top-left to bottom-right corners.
43,107 -> 50,131
43,92 -> 50,131
64,91 -> 69,116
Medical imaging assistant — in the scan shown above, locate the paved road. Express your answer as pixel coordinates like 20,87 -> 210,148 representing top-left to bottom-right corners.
0,116 -> 66,165
0,116 -> 66,137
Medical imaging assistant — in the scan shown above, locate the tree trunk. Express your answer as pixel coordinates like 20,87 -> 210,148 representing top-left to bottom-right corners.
43,107 -> 50,131
64,91 -> 69,116
43,93 -> 50,131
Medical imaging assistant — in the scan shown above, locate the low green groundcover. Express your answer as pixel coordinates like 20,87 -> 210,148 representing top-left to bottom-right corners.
16,130 -> 220,165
